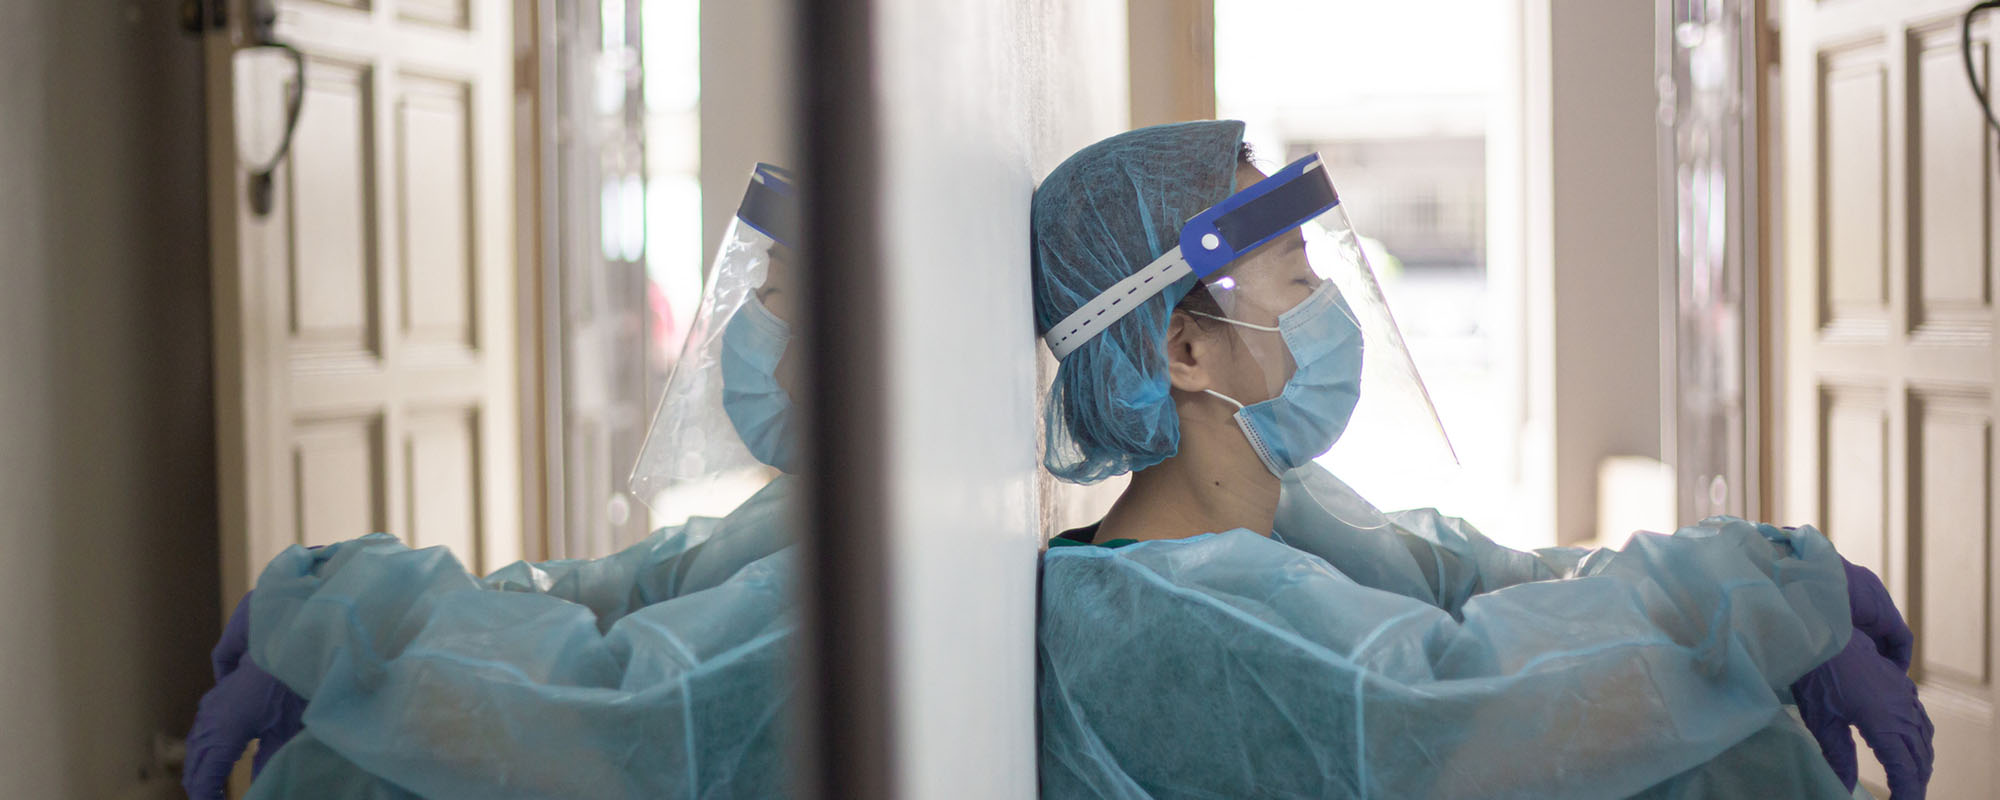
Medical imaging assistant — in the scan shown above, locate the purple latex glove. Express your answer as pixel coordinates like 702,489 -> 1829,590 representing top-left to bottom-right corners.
183,592 -> 307,799
1791,559 -> 1934,798
1844,558 -> 1914,671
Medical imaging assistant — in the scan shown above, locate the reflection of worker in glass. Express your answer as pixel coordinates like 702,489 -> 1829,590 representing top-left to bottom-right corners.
1032,122 -> 1932,798
715,240 -> 801,476
183,166 -> 805,799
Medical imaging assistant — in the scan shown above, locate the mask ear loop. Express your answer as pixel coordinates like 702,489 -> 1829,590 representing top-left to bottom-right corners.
1183,309 -> 1280,333
1185,306 -> 1297,411
1183,308 -> 1289,477
1179,307 -> 1274,412
1202,388 -> 1246,410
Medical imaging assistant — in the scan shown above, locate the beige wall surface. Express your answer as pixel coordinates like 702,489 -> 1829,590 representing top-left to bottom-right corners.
1521,0 -> 1666,544
0,3 -> 217,798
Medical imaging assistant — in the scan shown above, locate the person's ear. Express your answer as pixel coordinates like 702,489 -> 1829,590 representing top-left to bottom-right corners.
1165,311 -> 1219,393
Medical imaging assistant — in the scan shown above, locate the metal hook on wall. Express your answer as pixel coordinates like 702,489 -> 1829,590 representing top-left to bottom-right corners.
244,0 -> 305,217
1966,1 -> 2000,142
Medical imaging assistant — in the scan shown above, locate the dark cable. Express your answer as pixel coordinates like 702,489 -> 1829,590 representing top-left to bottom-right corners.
1965,1 -> 2000,137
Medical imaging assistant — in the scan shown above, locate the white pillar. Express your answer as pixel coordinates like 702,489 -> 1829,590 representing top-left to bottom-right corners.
1513,0 -> 1666,544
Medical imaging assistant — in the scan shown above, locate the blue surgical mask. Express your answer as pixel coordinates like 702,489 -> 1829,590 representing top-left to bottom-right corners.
720,294 -> 799,473
1194,282 -> 1363,476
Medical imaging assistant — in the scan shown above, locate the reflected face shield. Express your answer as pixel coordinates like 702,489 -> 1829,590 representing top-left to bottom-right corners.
630,163 -> 802,524
1042,153 -> 1456,486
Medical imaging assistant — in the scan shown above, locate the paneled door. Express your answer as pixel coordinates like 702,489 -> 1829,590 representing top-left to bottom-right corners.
204,0 -> 522,604
1780,0 -> 1999,792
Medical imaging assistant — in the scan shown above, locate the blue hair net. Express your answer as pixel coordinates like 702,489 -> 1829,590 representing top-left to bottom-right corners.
1031,120 -> 1247,483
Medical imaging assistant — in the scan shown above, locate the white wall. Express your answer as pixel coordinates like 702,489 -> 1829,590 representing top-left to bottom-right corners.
0,3 -> 218,798
1516,0 -> 1665,544
699,0 -> 795,264
871,0 -> 1128,795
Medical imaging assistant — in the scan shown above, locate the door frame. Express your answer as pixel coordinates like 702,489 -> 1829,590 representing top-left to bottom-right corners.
515,0 -> 558,563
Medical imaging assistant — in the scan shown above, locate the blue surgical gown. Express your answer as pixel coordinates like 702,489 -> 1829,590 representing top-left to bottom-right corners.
244,477 -> 799,799
1038,464 -> 1854,798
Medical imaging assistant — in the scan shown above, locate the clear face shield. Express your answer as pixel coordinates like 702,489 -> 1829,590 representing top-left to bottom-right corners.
1043,153 -> 1456,527
629,164 -> 802,527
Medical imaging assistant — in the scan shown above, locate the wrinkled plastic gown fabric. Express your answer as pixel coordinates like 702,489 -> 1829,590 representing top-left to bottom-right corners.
244,477 -> 798,799
1271,464 -> 1612,619
1039,465 -> 1856,799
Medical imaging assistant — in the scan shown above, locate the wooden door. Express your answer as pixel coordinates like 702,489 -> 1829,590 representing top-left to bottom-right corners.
1780,0 -> 1999,792
206,0 -> 522,602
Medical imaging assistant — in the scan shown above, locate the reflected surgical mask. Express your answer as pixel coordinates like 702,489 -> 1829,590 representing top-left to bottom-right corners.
1192,282 -> 1363,476
720,293 -> 798,473
631,162 -> 801,520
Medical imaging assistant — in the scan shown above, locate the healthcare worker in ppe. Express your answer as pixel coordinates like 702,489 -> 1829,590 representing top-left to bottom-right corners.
183,164 -> 808,800
1031,121 -> 1933,798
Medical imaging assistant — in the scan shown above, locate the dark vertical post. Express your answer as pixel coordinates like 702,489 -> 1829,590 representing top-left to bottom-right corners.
791,0 -> 896,798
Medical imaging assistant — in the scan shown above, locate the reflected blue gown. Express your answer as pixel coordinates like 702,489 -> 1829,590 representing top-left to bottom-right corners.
244,478 -> 798,799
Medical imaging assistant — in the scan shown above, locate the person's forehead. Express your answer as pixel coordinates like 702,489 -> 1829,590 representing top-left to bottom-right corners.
1226,231 -> 1308,278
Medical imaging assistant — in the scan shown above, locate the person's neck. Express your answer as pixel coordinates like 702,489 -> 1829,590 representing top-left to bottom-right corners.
1094,404 -> 1280,543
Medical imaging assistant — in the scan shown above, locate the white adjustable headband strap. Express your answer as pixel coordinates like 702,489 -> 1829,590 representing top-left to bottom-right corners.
1043,247 -> 1193,360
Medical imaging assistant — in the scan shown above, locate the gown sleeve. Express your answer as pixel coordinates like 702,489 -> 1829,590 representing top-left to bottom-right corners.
243,479 -> 798,799
1038,524 -> 1852,799
480,476 -> 796,629
1276,463 -> 1843,643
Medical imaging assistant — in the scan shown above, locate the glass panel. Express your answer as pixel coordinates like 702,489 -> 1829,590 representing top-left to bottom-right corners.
214,3 -> 806,797
1664,0 -> 1756,522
